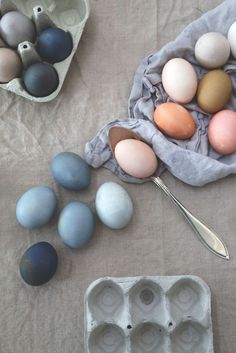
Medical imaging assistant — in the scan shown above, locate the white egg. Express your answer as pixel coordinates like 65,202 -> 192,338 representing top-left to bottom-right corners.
95,182 -> 133,230
195,32 -> 230,69
162,58 -> 198,104
228,22 -> 236,59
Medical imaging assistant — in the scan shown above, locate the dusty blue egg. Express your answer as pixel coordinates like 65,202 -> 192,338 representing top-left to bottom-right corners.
51,152 -> 91,191
23,62 -> 59,97
16,186 -> 57,229
20,242 -> 58,286
96,182 -> 134,229
58,201 -> 95,249
37,27 -> 73,64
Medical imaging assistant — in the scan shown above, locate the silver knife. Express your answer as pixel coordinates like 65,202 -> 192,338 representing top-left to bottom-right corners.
151,176 -> 230,260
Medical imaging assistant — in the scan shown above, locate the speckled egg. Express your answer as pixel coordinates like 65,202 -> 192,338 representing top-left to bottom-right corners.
58,201 -> 95,249
23,62 -> 59,97
20,242 -> 58,286
37,27 -> 73,64
0,11 -> 36,48
0,48 -> 22,83
16,186 -> 57,229
96,182 -> 133,229
51,152 -> 91,191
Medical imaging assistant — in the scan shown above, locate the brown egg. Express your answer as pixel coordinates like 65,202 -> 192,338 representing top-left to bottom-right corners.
153,102 -> 196,139
197,70 -> 232,114
0,48 -> 22,83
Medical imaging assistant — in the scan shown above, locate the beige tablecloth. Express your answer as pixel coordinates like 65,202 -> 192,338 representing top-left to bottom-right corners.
1,1 -> 235,352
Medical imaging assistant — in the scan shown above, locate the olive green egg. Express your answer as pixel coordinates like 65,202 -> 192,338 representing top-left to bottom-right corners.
197,70 -> 232,114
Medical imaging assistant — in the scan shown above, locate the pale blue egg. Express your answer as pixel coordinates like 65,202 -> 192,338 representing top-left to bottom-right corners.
16,186 -> 57,229
58,201 -> 95,249
51,152 -> 91,191
95,182 -> 133,229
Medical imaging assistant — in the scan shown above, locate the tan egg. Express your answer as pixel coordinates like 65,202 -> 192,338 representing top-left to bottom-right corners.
154,102 -> 196,139
197,70 -> 232,114
0,48 -> 22,83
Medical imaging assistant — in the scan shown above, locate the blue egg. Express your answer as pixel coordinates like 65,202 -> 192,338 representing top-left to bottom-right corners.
37,27 -> 73,64
20,242 -> 58,286
58,201 -> 95,249
51,152 -> 91,191
16,186 -> 57,229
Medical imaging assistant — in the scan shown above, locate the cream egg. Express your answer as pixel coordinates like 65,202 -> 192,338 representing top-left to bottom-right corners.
162,58 -> 198,104
228,22 -> 236,59
195,32 -> 230,69
114,139 -> 158,178
208,110 -> 236,155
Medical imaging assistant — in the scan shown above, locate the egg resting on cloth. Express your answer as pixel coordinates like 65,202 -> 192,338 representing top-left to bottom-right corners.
85,0 -> 236,187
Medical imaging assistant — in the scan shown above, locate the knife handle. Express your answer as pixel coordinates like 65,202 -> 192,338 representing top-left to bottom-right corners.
151,176 -> 229,260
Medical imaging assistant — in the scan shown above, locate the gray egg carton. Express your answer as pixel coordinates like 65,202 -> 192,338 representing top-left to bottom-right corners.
0,0 -> 89,102
84,276 -> 214,353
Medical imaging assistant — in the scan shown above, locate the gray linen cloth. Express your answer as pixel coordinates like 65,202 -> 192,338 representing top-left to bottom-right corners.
85,0 -> 236,186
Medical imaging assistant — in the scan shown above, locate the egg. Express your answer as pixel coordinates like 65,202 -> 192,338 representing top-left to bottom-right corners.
16,186 -> 57,229
114,139 -> 158,178
208,110 -> 236,155
197,70 -> 232,113
19,242 -> 58,286
228,22 -> 236,59
96,182 -> 133,229
58,201 -> 95,249
0,11 -> 36,48
195,32 -> 230,69
51,152 -> 91,191
37,27 -> 73,64
154,102 -> 196,139
162,58 -> 198,104
23,62 -> 59,97
0,48 -> 22,83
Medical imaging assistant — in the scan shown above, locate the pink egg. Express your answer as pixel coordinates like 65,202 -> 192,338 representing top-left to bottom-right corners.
114,139 -> 158,178
208,110 -> 236,155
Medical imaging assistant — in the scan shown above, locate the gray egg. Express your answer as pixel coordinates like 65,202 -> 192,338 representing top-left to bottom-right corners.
58,201 -> 95,249
16,186 -> 57,229
51,152 -> 91,191
0,11 -> 36,48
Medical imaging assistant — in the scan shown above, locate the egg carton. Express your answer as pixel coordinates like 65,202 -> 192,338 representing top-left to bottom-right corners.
84,276 -> 214,353
0,0 -> 89,102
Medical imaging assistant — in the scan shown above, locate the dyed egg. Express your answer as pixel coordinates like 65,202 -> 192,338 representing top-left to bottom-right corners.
96,182 -> 133,229
208,110 -> 236,155
197,70 -> 232,113
37,27 -> 73,64
228,22 -> 236,59
195,32 -> 230,69
0,11 -> 36,48
114,139 -> 158,178
58,201 -> 95,249
16,186 -> 57,229
154,102 -> 196,139
23,62 -> 59,97
0,48 -> 22,83
51,152 -> 91,191
20,242 -> 58,286
162,58 -> 198,104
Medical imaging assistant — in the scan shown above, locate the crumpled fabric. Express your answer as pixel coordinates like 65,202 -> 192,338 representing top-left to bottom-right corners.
85,0 -> 236,186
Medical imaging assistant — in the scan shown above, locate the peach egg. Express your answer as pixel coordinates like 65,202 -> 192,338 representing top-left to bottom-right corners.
208,110 -> 236,155
154,102 -> 196,139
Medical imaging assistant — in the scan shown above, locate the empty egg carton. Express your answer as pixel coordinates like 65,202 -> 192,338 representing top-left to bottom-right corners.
0,0 -> 89,102
84,276 -> 214,353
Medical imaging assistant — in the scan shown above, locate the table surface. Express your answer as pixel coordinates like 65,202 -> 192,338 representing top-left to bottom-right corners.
1,1 -> 235,352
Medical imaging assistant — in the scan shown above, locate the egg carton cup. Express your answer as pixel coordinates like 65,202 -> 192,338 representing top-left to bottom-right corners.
84,275 -> 214,353
0,0 -> 89,102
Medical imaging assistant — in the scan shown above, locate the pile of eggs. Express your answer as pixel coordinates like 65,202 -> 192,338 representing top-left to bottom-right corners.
17,152 -> 134,286
153,24 -> 236,156
0,8 -> 73,97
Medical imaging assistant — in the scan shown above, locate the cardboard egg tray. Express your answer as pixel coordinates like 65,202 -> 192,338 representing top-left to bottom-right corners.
85,276 -> 214,353
0,0 -> 89,102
